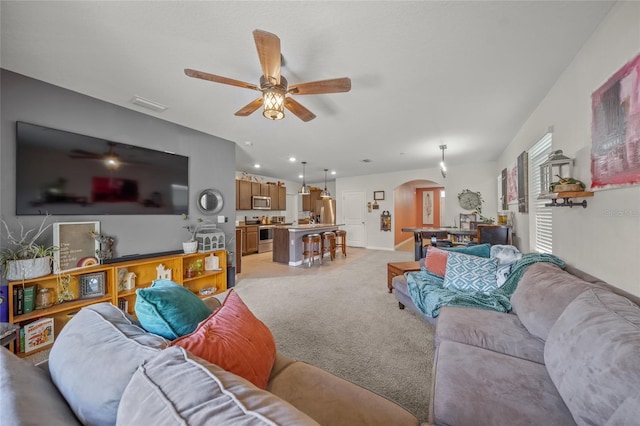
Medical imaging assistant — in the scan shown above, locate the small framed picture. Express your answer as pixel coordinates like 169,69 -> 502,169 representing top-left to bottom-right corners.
459,214 -> 477,230
117,268 -> 128,291
373,191 -> 385,201
79,272 -> 106,299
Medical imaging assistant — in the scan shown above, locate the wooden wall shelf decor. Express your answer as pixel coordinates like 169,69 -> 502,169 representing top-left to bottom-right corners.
544,191 -> 594,208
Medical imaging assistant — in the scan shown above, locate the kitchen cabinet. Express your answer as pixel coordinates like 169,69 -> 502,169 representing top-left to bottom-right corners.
269,185 -> 280,210
237,180 -> 252,210
236,179 -> 286,211
278,185 -> 286,211
242,225 -> 258,255
302,189 -> 322,212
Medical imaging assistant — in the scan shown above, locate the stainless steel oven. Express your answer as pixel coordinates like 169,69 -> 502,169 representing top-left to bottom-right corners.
258,225 -> 274,253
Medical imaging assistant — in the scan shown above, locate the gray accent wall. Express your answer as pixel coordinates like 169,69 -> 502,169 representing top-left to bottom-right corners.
1,69 -> 236,260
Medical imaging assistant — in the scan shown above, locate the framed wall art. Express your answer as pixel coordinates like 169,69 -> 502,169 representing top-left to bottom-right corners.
459,214 -> 477,230
591,52 -> 640,190
53,221 -> 100,273
79,271 -> 106,299
422,190 -> 434,225
506,164 -> 518,205
373,191 -> 385,201
517,151 -> 529,213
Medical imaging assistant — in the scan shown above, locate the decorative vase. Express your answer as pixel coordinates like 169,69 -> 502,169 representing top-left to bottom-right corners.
182,241 -> 198,254
6,257 -> 52,281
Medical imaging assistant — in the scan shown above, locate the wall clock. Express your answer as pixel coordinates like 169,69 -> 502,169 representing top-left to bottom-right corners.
458,189 -> 482,211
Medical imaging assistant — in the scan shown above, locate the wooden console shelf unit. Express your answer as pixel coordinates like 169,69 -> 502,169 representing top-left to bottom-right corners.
7,250 -> 227,357
543,191 -> 594,208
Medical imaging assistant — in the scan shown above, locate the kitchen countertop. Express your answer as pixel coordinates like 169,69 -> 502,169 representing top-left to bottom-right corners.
278,224 -> 343,231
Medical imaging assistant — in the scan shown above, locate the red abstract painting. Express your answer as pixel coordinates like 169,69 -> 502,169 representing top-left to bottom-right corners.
591,52 -> 640,189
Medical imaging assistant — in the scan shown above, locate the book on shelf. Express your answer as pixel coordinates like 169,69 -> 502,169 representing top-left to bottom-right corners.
23,317 -> 54,353
117,298 -> 129,314
23,285 -> 36,314
13,286 -> 22,315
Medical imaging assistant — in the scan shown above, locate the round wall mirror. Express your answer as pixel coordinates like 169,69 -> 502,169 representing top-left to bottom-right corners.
196,189 -> 224,215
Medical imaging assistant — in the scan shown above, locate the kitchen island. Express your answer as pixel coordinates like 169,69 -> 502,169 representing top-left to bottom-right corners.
273,224 -> 342,266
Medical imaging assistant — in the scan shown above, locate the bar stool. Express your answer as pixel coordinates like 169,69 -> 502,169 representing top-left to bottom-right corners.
302,233 -> 322,267
334,229 -> 347,257
321,231 -> 336,261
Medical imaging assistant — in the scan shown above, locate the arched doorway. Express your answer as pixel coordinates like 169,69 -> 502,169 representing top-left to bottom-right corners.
393,180 -> 445,248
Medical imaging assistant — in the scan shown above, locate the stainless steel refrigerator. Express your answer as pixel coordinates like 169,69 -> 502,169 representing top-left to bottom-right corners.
316,199 -> 336,224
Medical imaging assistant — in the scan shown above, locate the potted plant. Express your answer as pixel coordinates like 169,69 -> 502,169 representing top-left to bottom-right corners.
181,214 -> 202,254
1,216 -> 57,280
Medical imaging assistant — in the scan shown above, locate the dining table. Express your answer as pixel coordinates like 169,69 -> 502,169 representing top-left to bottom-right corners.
401,227 -> 477,260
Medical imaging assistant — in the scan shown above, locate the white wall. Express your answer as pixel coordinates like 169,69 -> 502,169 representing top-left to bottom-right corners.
335,161 -> 497,250
497,2 -> 640,295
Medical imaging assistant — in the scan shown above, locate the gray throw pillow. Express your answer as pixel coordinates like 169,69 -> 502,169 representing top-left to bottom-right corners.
116,346 -> 319,425
49,303 -> 168,426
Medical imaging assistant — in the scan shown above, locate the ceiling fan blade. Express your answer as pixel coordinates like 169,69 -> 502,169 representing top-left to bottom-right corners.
70,149 -> 101,158
288,77 -> 351,95
184,68 -> 259,91
253,30 -> 281,86
235,97 -> 264,117
284,97 -> 316,122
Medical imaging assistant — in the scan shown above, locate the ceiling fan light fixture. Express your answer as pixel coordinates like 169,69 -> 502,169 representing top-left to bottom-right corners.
104,156 -> 120,170
263,89 -> 285,120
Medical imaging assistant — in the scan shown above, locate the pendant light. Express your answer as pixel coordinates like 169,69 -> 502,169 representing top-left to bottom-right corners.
298,161 -> 310,195
320,169 -> 331,199
439,144 -> 447,178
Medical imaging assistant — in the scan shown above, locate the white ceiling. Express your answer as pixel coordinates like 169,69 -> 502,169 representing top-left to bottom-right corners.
1,1 -> 614,184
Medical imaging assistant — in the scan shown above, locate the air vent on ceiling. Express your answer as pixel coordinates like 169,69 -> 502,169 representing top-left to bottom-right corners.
130,96 -> 168,112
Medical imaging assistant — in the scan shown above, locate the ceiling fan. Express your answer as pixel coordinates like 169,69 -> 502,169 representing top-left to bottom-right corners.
70,142 -> 128,170
184,29 -> 351,122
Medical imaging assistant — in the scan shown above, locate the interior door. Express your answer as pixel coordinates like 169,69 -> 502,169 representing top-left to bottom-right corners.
342,191 -> 365,247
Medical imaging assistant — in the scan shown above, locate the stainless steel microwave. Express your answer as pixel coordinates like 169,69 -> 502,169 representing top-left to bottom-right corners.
252,196 -> 271,210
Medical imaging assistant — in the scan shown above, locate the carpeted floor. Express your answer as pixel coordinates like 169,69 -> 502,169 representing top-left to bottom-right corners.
234,247 -> 435,422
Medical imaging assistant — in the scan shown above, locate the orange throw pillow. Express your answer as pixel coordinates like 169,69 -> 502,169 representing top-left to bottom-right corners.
170,290 -> 276,389
425,246 -> 449,277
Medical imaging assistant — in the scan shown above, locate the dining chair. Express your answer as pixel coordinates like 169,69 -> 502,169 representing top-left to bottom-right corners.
476,225 -> 511,246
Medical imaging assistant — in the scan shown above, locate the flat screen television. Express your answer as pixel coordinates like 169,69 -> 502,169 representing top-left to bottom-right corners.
15,121 -> 189,215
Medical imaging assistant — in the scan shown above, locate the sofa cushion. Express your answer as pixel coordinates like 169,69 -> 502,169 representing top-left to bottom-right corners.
435,306 -> 545,363
431,341 -> 574,426
510,262 -> 597,341
0,347 -> 81,425
135,279 -> 212,339
268,358 -> 419,426
170,290 -> 276,389
545,289 -> 640,425
443,252 -> 498,293
425,246 -> 449,277
442,242 -> 491,258
49,303 -> 168,426
116,346 -> 319,426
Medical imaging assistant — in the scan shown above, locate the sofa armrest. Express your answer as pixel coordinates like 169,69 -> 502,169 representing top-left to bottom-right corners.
267,360 -> 419,426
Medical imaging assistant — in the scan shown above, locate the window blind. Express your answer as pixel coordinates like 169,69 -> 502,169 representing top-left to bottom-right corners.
528,133 -> 553,254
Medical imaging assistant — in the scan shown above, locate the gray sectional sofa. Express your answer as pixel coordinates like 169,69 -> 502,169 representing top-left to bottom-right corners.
0,299 -> 419,426
427,262 -> 640,425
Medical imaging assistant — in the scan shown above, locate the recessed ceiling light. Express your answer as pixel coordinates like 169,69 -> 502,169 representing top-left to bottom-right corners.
254,164 -> 260,168
298,174 -> 303,179
331,171 -> 337,175
289,157 -> 296,162
130,96 -> 167,112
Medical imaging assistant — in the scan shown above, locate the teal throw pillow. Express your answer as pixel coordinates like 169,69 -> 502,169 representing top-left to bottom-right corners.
442,243 -> 491,258
443,251 -> 498,294
135,279 -> 212,340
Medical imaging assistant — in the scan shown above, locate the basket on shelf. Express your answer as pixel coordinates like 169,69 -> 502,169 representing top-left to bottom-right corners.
553,183 -> 584,193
